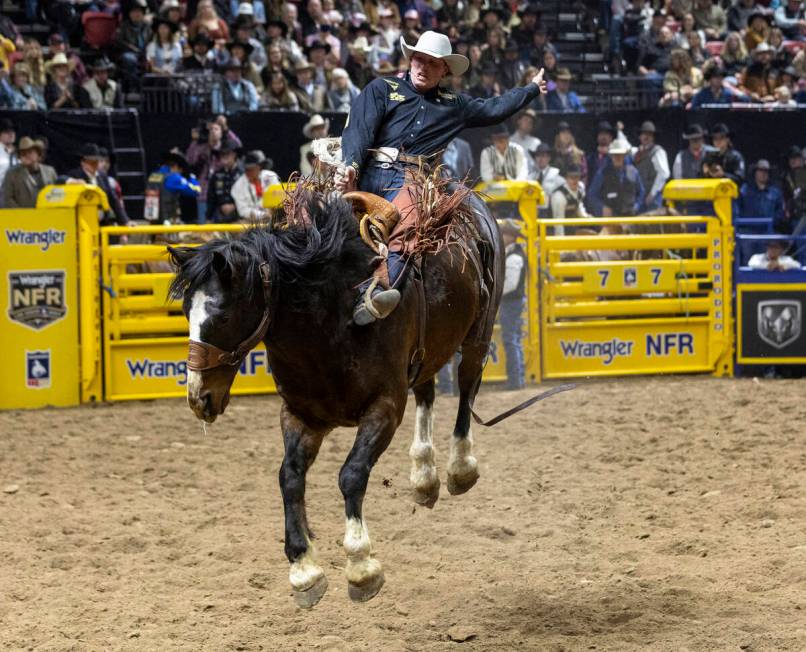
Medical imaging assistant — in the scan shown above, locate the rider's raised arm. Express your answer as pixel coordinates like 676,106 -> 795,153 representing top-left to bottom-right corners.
460,83 -> 542,128
341,78 -> 389,179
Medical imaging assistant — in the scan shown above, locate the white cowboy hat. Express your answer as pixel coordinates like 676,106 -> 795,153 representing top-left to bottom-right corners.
400,31 -> 469,77
303,114 -> 330,139
349,36 -> 373,54
608,141 -> 629,155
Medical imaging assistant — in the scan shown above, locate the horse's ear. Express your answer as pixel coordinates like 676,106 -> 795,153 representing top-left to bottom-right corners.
167,245 -> 195,269
212,251 -> 232,281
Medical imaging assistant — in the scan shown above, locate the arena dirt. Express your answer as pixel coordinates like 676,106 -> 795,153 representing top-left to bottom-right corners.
1,377 -> 804,651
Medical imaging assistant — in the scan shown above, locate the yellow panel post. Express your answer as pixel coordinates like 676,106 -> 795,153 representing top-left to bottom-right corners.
38,184 -> 108,404
263,182 -> 295,210
474,181 -> 545,385
662,179 -> 736,377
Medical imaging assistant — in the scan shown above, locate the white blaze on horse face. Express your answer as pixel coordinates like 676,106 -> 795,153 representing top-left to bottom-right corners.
187,290 -> 211,403
188,290 -> 211,342
343,517 -> 383,585
448,429 -> 478,480
409,403 -> 438,495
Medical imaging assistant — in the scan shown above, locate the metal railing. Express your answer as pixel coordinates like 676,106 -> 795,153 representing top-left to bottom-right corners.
139,73 -> 222,114
590,76 -> 661,111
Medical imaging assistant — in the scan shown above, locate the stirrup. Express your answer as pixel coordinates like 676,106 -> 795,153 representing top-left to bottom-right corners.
353,278 -> 401,326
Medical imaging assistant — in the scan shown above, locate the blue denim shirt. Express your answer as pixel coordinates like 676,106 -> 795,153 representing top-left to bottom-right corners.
341,73 -> 541,177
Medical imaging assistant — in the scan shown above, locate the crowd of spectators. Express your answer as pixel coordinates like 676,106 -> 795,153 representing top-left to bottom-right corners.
0,0 -> 804,229
0,113 -> 280,226
606,0 -> 806,107
1,0 -> 802,115
472,113 -> 805,239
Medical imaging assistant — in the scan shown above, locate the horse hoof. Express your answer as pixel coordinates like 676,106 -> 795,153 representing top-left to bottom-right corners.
412,481 -> 440,508
447,469 -> 480,496
348,572 -> 385,603
293,574 -> 329,609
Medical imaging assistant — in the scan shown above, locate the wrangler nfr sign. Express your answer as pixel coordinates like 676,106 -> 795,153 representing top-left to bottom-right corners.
8,271 -> 67,330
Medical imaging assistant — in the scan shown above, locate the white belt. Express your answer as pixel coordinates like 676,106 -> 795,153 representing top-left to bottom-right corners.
372,147 -> 400,162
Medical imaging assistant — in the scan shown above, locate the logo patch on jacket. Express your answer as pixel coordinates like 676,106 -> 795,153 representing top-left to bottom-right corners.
389,91 -> 406,101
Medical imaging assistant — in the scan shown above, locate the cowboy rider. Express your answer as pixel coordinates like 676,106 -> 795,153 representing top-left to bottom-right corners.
334,31 -> 547,325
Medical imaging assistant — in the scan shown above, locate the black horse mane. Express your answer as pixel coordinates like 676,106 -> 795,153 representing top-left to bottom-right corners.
169,191 -> 368,308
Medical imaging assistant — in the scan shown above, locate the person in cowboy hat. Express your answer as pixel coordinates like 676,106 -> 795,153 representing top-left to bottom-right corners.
231,150 -> 280,222
232,6 -> 268,70
738,159 -> 785,227
44,53 -> 79,109
7,63 -> 45,110
748,238 -> 801,271
211,57 -> 259,114
672,123 -> 716,179
115,0 -> 153,89
64,143 -> 130,226
78,57 -> 122,109
480,123 -> 529,182
292,59 -> 326,112
710,122 -> 745,185
498,218 -> 528,390
690,61 -> 748,108
146,17 -> 182,75
588,140 -> 645,216
530,142 -> 563,214
300,114 -> 330,176
545,67 -> 585,112
345,36 -> 375,89
144,148 -> 201,223
181,33 -> 216,73
2,137 -> 56,209
335,30 -> 546,325
0,118 -> 17,206
586,120 -> 619,186
510,108 -> 541,173
619,121 -> 670,211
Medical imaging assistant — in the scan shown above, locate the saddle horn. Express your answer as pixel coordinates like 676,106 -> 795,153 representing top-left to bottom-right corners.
343,191 -> 401,253
343,192 -> 400,225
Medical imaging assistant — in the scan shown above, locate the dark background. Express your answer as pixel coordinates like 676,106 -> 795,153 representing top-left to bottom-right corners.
1,108 -> 805,182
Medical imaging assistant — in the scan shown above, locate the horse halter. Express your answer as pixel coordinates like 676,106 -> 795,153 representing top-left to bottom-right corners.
186,262 -> 272,372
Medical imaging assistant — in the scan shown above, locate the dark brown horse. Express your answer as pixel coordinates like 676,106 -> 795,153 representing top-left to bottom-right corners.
168,187 -> 503,608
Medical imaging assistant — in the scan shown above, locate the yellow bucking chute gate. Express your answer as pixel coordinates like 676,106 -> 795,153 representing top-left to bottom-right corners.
0,180 -> 735,410
476,178 -> 735,383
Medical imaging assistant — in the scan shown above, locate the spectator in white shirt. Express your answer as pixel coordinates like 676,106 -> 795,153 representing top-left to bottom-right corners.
748,240 -> 802,271
231,150 -> 280,221
529,143 -> 563,213
480,124 -> 529,183
509,109 -> 541,174
0,118 -> 17,207
550,163 -> 588,234
146,19 -> 183,75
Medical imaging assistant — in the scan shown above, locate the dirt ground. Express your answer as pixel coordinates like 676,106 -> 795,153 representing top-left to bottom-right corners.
1,377 -> 805,652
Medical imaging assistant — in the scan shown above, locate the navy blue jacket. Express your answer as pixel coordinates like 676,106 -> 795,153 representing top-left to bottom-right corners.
341,74 -> 541,177
739,181 -> 785,223
545,89 -> 586,113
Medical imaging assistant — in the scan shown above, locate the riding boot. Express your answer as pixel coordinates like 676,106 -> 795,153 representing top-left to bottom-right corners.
353,251 -> 406,326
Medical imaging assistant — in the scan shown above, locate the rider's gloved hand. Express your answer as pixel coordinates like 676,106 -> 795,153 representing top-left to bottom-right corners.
335,165 -> 357,193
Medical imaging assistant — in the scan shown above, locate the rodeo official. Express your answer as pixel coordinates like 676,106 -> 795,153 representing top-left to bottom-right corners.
334,31 -> 547,325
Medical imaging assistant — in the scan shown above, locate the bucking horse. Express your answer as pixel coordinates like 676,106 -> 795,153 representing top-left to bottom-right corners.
168,176 -> 504,608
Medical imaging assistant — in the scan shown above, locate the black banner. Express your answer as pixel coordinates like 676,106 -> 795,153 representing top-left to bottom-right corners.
2,107 -> 804,182
739,288 -> 806,360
